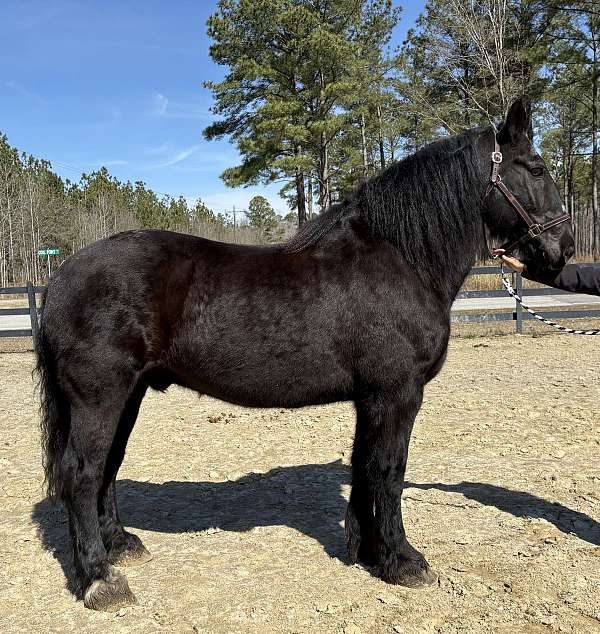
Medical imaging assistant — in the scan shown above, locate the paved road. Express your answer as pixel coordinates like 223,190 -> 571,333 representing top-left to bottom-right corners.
452,293 -> 600,312
0,315 -> 31,332
2,293 -> 600,332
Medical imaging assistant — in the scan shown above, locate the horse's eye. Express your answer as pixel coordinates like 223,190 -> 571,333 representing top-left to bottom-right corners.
531,167 -> 543,177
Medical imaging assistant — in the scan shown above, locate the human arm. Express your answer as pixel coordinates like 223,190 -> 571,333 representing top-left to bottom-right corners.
500,253 -> 600,296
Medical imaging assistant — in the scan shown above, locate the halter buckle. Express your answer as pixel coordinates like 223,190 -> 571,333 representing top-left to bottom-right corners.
491,151 -> 503,164
528,223 -> 543,238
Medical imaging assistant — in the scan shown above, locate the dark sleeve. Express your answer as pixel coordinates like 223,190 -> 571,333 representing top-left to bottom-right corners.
522,264 -> 600,296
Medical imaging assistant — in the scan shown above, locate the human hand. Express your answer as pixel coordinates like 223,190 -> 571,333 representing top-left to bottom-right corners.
490,248 -> 525,273
500,252 -> 524,273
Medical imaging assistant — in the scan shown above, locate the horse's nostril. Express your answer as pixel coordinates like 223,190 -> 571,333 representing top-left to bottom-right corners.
565,245 -> 575,260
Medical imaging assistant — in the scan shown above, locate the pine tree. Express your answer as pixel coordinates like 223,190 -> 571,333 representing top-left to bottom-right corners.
204,0 -> 399,221
247,195 -> 277,232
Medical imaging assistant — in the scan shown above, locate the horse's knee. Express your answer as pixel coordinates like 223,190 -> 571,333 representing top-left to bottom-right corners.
59,446 -> 103,501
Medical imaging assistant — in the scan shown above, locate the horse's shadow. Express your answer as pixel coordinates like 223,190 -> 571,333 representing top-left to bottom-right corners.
405,481 -> 600,546
31,461 -> 599,589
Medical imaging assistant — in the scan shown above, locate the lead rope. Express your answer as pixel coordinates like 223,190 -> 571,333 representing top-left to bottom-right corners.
500,264 -> 600,335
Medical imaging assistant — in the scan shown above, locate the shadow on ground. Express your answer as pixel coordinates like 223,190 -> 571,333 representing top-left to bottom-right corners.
405,481 -> 600,546
32,461 -> 599,591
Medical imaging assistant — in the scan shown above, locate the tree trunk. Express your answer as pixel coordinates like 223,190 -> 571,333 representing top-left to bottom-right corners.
293,143 -> 307,227
591,37 -> 598,255
28,179 -> 39,283
317,68 -> 331,212
5,180 -> 14,285
306,173 -> 314,219
296,169 -> 307,227
0,221 -> 5,287
20,195 -> 29,282
388,136 -> 396,162
360,112 -> 369,179
462,52 -> 471,127
318,132 -> 330,212
376,104 -> 386,170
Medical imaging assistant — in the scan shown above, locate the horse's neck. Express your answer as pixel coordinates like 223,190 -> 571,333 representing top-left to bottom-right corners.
354,134 -> 488,308
394,195 -> 483,308
420,227 -> 481,309
344,209 -> 483,309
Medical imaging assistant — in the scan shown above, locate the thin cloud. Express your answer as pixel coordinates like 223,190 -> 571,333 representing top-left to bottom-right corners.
174,152 -> 236,172
4,81 -> 45,105
145,142 -> 172,155
91,159 -> 129,168
142,143 -> 230,172
148,92 -> 210,120
151,93 -> 169,116
146,145 -> 200,169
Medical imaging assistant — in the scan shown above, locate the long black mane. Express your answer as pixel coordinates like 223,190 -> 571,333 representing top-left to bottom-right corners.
284,127 -> 487,290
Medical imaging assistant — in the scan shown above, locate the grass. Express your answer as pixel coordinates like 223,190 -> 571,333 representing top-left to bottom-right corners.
463,255 -> 600,293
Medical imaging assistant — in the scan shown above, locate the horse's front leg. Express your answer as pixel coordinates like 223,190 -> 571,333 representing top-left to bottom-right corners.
348,383 -> 437,587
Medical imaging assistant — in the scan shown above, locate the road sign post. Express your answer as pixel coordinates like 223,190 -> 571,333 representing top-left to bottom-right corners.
37,248 -> 60,279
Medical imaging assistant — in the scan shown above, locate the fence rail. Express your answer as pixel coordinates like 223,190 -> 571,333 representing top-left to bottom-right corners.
0,282 -> 42,341
453,263 -> 600,333
1,265 -> 599,341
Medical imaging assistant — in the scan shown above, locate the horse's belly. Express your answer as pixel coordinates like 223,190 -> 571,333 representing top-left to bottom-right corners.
170,343 -> 353,408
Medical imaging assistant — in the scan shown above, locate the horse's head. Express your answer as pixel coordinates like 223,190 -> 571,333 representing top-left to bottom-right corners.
482,98 -> 574,276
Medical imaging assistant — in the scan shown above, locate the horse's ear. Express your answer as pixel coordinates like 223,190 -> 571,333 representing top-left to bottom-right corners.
498,97 -> 531,144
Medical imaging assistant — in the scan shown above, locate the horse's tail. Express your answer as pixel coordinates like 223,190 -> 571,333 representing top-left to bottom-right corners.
35,289 -> 70,502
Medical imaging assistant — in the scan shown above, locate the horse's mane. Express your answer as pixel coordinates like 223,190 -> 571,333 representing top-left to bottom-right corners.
283,128 -> 487,276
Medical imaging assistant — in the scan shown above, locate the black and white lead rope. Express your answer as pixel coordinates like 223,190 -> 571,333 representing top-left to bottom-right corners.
500,264 -> 600,335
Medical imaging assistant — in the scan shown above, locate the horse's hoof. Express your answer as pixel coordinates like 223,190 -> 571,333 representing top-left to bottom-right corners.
378,555 -> 438,588
83,569 -> 137,611
109,532 -> 153,567
110,544 -> 153,568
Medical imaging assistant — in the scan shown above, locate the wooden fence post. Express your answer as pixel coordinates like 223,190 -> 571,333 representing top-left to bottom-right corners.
27,282 -> 39,348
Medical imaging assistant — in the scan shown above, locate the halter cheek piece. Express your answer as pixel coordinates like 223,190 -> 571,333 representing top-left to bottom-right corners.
485,127 -> 570,257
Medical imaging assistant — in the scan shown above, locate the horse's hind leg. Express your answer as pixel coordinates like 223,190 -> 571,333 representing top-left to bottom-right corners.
99,382 -> 152,567
349,383 -> 437,587
62,397 -> 138,610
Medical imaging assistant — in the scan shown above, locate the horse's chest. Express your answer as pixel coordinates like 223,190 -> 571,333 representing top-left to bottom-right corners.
353,306 -> 450,385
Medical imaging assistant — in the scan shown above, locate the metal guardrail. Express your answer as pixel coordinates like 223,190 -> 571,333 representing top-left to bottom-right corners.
453,264 -> 600,333
1,266 -> 600,341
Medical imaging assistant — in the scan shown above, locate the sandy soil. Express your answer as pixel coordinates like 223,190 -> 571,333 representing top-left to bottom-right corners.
0,336 -> 598,634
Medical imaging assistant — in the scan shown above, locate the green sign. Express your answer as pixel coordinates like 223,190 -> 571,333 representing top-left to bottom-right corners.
38,248 -> 60,256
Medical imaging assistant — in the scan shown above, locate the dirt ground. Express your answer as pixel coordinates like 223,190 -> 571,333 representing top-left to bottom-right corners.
0,336 -> 598,634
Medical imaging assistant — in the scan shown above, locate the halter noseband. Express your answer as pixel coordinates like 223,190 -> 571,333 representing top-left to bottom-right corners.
485,126 -> 570,257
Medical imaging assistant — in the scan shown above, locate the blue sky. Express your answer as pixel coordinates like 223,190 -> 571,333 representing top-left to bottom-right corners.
0,0 -> 426,217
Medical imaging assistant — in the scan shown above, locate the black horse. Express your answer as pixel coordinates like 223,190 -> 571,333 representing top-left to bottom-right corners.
36,98 -> 574,611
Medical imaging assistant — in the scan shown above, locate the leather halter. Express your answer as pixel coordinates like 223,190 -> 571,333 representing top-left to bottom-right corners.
485,127 -> 570,256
